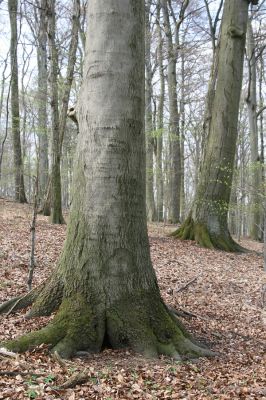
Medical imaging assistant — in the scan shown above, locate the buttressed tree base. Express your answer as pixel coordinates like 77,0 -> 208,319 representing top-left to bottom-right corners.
172,0 -> 252,252
0,0 -> 214,360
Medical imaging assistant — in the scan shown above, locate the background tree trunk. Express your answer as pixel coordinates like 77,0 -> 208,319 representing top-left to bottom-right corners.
8,0 -> 27,203
173,0 -> 250,251
41,0 -> 80,221
161,0 -> 181,223
246,19 -> 261,241
145,1 -> 156,221
155,3 -> 164,222
37,0 -> 49,200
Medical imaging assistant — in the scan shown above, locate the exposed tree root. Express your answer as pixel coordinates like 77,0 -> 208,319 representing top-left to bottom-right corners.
59,369 -> 88,389
171,214 -> 247,252
27,277 -> 64,318
0,284 -> 44,315
2,292 -> 216,361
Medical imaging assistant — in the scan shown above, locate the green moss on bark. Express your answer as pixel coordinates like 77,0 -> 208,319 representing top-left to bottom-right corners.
2,291 -> 214,360
171,215 -> 245,252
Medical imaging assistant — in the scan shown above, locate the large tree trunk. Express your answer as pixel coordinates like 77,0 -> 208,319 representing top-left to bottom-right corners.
8,0 -> 27,203
1,0 -> 212,361
172,0 -> 250,252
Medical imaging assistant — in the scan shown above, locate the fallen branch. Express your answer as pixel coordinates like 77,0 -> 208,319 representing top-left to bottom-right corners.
58,369 -> 88,389
0,371 -> 45,377
167,305 -> 209,321
0,347 -> 17,358
175,275 -> 199,293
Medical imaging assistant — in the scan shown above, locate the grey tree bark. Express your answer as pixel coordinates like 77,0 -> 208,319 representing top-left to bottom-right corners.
258,53 -> 265,240
1,0 -> 212,361
145,1 -> 156,221
172,0 -> 252,252
246,19 -> 261,241
155,3 -> 164,222
47,0 -> 64,224
37,0 -> 49,200
41,0 -> 80,221
201,0 -> 223,157
180,44 -> 185,222
8,0 -> 27,203
161,0 -> 181,223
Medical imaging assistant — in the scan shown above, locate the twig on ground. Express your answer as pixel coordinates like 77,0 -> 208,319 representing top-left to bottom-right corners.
167,305 -> 209,321
58,369 -> 88,389
0,347 -> 17,358
175,275 -> 200,293
0,371 -> 45,377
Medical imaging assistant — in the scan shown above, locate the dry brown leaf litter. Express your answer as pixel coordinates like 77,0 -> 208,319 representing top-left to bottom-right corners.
0,199 -> 265,399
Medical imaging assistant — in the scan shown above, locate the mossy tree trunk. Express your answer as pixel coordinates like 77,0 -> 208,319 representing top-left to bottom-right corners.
1,0 -> 213,361
8,0 -> 27,203
172,0 -> 251,252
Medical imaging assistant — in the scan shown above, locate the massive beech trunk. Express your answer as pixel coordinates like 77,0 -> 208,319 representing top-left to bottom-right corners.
0,0 -> 212,361
172,0 -> 251,251
8,0 -> 27,203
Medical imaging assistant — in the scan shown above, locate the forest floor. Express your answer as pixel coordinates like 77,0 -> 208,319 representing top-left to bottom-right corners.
0,198 -> 265,400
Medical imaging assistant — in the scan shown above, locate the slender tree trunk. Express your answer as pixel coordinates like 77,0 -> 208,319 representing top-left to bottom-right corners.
161,0 -> 180,223
41,0 -> 80,220
246,19 -> 261,241
155,4 -> 164,222
8,0 -> 27,203
258,53 -> 265,240
145,2 -> 156,221
58,0 -> 80,152
38,0 -> 49,200
47,0 -> 64,224
180,48 -> 185,222
1,0 -> 212,362
172,0 -> 250,251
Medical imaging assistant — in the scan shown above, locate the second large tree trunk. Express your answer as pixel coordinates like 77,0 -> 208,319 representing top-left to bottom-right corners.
172,0 -> 250,251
